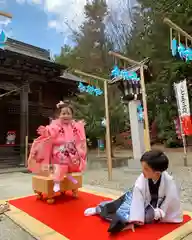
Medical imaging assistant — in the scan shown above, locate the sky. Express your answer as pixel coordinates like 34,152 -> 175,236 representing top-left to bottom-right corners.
0,0 -> 134,56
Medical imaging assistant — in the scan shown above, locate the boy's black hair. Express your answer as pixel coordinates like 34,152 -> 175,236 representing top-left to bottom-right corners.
140,150 -> 169,172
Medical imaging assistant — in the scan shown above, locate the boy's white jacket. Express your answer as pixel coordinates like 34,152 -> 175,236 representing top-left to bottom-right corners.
129,171 -> 183,224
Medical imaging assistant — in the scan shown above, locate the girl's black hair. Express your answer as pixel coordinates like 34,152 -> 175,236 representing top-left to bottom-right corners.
140,150 -> 169,172
55,100 -> 74,117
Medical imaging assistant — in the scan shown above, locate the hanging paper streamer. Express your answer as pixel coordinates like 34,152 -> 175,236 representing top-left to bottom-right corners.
171,38 -> 177,56
101,117 -> 106,127
137,103 -> 144,122
78,82 -> 103,96
111,65 -> 140,81
0,30 -> 6,49
171,38 -> 192,62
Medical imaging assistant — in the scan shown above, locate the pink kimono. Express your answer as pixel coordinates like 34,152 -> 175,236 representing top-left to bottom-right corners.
28,119 -> 87,181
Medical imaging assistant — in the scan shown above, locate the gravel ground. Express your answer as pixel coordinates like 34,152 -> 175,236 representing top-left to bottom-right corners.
84,149 -> 192,211
0,148 -> 191,239
83,166 -> 192,211
0,215 -> 34,240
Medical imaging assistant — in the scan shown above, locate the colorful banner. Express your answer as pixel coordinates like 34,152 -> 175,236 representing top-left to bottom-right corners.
174,80 -> 192,135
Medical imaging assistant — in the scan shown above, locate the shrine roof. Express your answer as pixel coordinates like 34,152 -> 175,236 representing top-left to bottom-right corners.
5,38 -> 51,61
60,72 -> 85,83
1,38 -> 84,83
3,38 -> 67,71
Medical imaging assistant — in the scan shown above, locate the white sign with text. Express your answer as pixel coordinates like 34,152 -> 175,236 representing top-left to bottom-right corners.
175,79 -> 190,117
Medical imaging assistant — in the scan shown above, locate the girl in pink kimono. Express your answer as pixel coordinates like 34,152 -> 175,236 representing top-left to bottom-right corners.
28,100 -> 87,192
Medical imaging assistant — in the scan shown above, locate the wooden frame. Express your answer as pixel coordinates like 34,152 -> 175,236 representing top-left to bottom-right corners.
74,70 -> 112,181
164,18 -> 192,42
0,11 -> 12,19
108,51 -> 151,151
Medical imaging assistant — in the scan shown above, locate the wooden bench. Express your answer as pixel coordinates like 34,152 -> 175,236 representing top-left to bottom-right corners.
32,173 -> 82,204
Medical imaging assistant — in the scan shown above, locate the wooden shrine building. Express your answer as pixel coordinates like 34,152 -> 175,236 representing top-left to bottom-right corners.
0,38 -> 81,168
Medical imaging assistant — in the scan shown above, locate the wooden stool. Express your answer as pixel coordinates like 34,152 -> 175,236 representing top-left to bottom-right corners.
32,173 -> 82,204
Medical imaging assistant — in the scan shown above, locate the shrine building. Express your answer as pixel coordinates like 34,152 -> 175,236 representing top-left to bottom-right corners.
0,37 -> 82,168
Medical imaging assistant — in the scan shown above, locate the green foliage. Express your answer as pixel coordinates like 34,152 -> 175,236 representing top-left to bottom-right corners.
125,0 -> 192,144
56,0 -> 192,146
72,94 -> 105,138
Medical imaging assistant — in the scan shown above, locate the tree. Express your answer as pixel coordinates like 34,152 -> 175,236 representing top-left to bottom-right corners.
72,0 -> 109,73
56,0 -> 128,150
120,0 -> 192,146
56,0 -> 192,148
55,45 -> 74,67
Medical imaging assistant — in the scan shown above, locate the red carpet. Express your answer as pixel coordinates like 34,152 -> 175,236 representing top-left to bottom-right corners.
9,192 -> 191,240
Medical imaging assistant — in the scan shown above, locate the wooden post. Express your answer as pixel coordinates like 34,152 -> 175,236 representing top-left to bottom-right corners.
20,83 -> 29,166
170,28 -> 173,50
0,11 -> 12,19
140,65 -> 151,151
74,70 -> 113,180
174,83 -> 188,166
25,135 -> 28,167
104,80 -> 112,180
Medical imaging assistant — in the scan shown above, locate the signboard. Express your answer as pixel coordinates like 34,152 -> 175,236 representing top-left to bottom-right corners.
175,79 -> 190,117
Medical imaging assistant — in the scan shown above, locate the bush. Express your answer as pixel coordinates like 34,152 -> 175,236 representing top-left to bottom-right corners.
165,137 -> 183,148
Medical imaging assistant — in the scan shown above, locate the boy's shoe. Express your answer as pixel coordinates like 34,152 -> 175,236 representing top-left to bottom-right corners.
0,202 -> 10,214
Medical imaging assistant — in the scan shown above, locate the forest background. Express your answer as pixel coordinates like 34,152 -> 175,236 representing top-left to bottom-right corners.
55,0 -> 192,148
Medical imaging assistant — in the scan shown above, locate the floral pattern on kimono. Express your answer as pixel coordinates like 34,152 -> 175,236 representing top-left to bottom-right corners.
28,119 -> 87,181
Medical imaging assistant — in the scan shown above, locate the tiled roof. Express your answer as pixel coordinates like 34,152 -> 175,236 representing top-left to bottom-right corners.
60,72 -> 85,82
5,38 -> 51,61
3,38 -> 83,83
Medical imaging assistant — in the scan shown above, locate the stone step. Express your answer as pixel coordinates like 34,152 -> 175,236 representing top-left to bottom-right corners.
87,157 -> 129,169
0,156 -> 21,168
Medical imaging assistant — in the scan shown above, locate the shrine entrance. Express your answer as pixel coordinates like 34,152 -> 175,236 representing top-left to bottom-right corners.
0,38 -> 79,168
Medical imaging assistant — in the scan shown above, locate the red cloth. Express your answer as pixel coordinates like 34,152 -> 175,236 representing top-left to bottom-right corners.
9,192 -> 191,240
181,115 -> 192,135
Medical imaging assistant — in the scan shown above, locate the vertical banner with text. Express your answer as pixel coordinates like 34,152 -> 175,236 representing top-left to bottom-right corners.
174,79 -> 192,135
